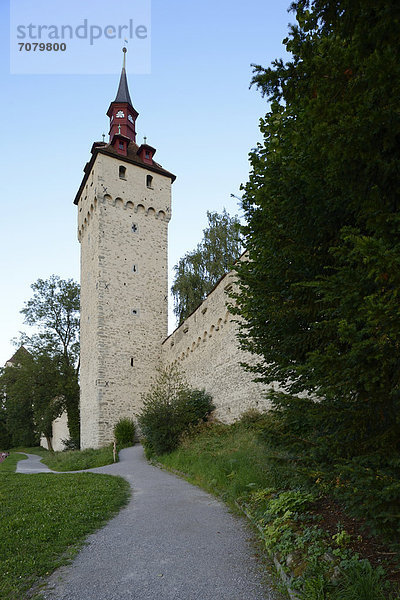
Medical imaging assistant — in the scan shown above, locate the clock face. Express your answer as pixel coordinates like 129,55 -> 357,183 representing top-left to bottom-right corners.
128,114 -> 134,123
116,110 -> 125,118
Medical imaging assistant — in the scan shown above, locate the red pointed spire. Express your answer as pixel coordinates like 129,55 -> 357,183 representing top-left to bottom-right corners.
107,48 -> 138,154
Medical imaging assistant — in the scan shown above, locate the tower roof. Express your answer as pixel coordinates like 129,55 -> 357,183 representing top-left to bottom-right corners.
113,48 -> 133,106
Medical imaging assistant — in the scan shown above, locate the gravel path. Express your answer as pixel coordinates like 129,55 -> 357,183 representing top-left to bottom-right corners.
16,452 -> 52,473
20,446 -> 277,600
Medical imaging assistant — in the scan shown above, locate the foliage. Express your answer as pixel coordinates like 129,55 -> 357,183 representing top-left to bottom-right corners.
157,420 -> 398,599
172,209 -> 242,324
331,454 -> 400,540
137,365 -> 214,457
267,489 -> 315,517
243,487 -> 391,599
238,408 -> 268,428
234,0 -> 400,459
0,351 -> 64,451
0,361 -> 38,448
40,445 -> 115,471
0,472 -> 129,600
20,275 -> 80,365
158,421 -> 303,504
61,437 -> 80,451
333,561 -> 387,600
113,418 -> 136,448
0,412 -> 11,449
255,399 -> 400,543
18,275 -> 81,441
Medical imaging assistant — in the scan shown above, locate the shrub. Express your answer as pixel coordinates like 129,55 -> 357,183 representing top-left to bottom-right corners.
332,453 -> 400,541
137,365 -> 214,457
113,418 -> 136,448
61,437 -> 80,451
238,408 -> 267,428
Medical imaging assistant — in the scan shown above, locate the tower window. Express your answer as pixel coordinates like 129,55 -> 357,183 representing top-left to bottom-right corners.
146,175 -> 153,188
132,264 -> 137,273
132,308 -> 139,316
119,165 -> 126,179
119,141 -> 124,150
131,223 -> 138,233
130,358 -> 134,366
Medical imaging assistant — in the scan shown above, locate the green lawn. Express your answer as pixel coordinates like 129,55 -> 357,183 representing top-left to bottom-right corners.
0,452 -> 28,473
1,445 -> 116,473
40,445 -> 115,471
0,472 -> 130,600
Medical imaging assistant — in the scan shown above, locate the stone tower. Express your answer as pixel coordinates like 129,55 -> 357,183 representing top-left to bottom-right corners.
74,49 -> 176,449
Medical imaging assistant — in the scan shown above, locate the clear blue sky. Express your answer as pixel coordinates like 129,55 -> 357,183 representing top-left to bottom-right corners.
0,0 -> 294,365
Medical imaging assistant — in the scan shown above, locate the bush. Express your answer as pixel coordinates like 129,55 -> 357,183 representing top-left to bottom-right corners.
61,437 -> 80,451
113,418 -> 136,448
238,408 -> 268,428
137,365 -> 214,457
332,453 -> 400,540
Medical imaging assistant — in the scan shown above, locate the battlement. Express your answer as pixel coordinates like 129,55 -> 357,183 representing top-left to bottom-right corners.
78,193 -> 169,241
162,269 -> 272,422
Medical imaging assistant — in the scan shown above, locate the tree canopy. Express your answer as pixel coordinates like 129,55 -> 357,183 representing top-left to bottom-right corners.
235,0 -> 400,456
20,275 -> 80,369
0,350 -> 64,451
172,209 -> 242,325
5,276 -> 81,446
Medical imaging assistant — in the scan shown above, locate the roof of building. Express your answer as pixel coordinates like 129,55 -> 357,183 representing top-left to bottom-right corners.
5,345 -> 31,366
113,67 -> 133,105
74,140 -> 176,205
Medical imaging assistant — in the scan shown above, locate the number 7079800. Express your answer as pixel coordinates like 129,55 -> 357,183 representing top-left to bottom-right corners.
19,42 -> 66,51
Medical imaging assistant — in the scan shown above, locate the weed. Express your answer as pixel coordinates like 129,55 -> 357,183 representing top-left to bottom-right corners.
333,561 -> 387,600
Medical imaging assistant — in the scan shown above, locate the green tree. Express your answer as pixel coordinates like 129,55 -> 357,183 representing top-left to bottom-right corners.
137,365 -> 214,456
18,275 -> 80,442
235,0 -> 400,456
0,351 -> 64,451
0,363 -> 37,448
172,209 -> 242,324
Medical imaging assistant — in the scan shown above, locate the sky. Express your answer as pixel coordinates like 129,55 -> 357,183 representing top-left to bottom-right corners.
0,0 -> 294,366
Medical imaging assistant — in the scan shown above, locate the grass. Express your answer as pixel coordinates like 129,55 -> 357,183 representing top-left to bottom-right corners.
1,444 -> 117,472
40,445 -> 115,471
158,422 -> 302,507
0,452 -> 28,473
0,472 -> 130,600
156,421 -> 399,600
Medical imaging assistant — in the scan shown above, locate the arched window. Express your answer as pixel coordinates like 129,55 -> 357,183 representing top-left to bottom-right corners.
119,165 -> 126,179
146,175 -> 153,188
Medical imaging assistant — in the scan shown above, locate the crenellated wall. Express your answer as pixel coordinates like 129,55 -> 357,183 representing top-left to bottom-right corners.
78,153 -> 172,449
161,268 -> 274,422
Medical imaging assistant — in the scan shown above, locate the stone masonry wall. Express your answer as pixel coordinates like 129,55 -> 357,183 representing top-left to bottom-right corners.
78,153 -> 171,448
162,269 -> 273,422
40,411 -> 70,452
